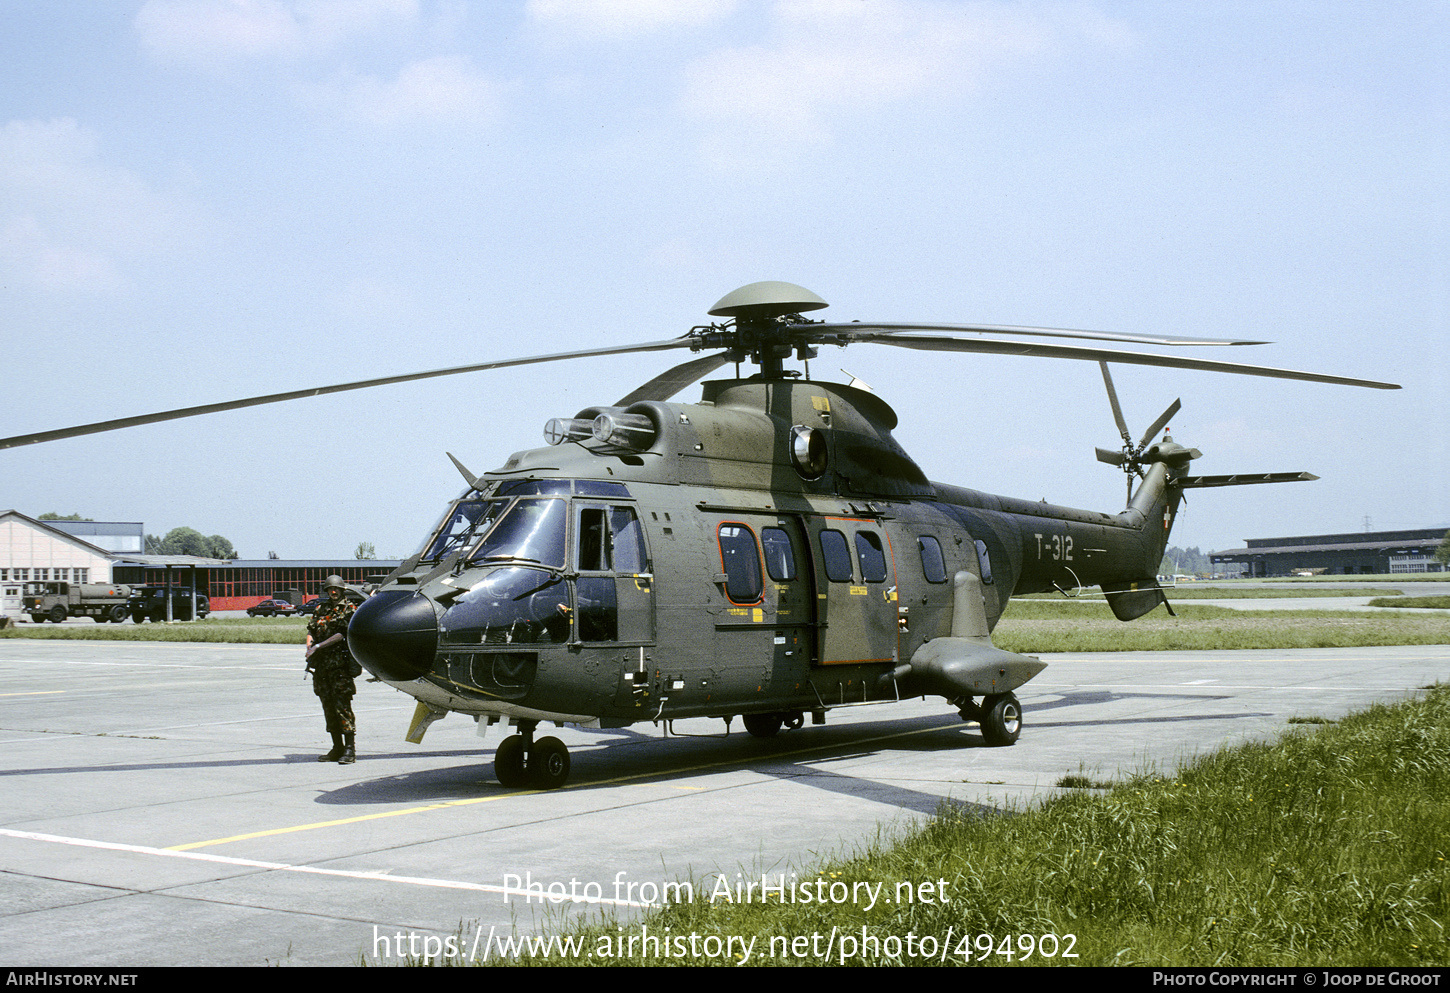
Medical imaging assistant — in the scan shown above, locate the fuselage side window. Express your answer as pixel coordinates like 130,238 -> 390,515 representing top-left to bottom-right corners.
718,524 -> 763,604
855,531 -> 888,583
761,527 -> 796,582
820,529 -> 853,583
974,539 -> 994,585
918,535 -> 947,584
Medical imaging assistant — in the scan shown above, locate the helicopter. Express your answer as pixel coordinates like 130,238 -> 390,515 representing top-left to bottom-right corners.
1,281 -> 1398,790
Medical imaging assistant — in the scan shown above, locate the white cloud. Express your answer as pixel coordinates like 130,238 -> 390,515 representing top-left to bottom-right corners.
0,118 -> 198,293
0,216 -> 126,293
135,0 -> 419,63
304,55 -> 501,126
679,0 -> 1132,165
525,0 -> 737,40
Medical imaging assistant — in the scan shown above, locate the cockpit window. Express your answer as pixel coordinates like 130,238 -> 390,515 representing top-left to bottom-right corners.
467,498 -> 568,569
577,505 -> 648,575
574,480 -> 631,498
496,479 -> 572,496
419,499 -> 510,562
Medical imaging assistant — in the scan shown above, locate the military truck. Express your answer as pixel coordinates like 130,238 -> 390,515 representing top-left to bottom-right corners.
22,581 -> 133,623
128,586 -> 210,622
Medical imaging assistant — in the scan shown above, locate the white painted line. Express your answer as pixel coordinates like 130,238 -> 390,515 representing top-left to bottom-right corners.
0,828 -> 655,908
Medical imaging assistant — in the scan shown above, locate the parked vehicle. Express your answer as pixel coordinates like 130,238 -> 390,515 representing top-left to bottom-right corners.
247,598 -> 298,617
129,586 -> 210,622
22,581 -> 132,623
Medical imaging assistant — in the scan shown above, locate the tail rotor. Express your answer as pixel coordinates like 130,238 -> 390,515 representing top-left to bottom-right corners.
1095,362 -> 1192,501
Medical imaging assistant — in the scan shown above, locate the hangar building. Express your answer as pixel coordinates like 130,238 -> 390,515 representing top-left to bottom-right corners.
1211,527 -> 1448,578
1,510 -> 398,616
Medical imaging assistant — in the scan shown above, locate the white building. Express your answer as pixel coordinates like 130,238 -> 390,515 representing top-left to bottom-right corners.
0,511 -> 126,617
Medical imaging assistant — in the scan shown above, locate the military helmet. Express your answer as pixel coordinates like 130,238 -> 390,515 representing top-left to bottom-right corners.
324,575 -> 346,592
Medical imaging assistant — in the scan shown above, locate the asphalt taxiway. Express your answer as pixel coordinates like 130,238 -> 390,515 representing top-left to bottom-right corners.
1,638 -> 1446,966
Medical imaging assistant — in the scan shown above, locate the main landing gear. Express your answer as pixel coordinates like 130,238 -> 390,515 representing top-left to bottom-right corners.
741,710 -> 805,738
494,720 -> 571,790
958,692 -> 1023,747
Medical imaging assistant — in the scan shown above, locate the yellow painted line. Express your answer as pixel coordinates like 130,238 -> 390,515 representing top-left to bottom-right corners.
168,719 -> 961,852
165,793 -> 531,850
0,691 -> 65,698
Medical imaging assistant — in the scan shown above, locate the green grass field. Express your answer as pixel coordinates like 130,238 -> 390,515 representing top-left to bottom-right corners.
1021,586 -> 1402,599
1257,573 -> 1450,583
0,616 -> 308,644
993,600 -> 1450,653
1368,596 -> 1450,610
460,685 -> 1450,967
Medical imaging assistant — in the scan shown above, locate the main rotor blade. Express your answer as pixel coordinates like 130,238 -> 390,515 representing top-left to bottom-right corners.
832,333 -> 1401,390
613,352 -> 732,406
806,321 -> 1266,347
1099,362 -> 1132,447
0,336 -> 698,451
1138,398 -> 1182,450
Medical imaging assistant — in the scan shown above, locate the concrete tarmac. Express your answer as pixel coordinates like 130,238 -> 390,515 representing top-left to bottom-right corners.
1,638 -> 1446,966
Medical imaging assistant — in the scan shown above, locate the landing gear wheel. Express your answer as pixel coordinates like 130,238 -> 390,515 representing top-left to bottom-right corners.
494,734 -> 527,788
979,692 -> 1022,747
530,736 -> 571,790
743,712 -> 783,738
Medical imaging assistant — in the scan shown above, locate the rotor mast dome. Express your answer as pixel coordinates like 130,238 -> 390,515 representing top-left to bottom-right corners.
708,281 -> 828,322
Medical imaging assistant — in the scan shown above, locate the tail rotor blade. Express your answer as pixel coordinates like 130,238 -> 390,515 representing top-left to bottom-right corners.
1138,398 -> 1182,449
1096,447 -> 1127,466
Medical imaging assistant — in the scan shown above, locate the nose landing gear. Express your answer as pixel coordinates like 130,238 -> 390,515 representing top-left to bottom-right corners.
494,720 -> 572,790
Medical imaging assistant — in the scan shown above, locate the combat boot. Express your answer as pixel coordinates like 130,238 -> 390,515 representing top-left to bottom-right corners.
339,732 -> 356,765
319,733 -> 344,762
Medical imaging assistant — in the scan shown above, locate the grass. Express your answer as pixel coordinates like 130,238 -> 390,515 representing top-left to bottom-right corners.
992,600 -> 1450,653
454,685 -> 1450,967
1257,573 -> 1450,583
1021,587 -> 1401,599
0,616 -> 308,644
1368,596 -> 1450,610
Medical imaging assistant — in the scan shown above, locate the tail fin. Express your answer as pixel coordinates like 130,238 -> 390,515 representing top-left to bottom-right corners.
1104,450 -> 1193,620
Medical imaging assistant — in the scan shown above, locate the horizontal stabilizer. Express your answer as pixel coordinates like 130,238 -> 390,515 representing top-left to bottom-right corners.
1177,471 -> 1319,488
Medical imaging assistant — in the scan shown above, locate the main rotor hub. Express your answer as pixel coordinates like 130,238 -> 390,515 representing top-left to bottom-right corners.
708,281 -> 828,323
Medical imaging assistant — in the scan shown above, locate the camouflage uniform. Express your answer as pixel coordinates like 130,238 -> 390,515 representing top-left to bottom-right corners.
307,598 -> 358,736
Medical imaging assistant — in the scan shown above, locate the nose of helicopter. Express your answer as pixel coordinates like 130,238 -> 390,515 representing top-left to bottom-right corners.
348,589 -> 439,681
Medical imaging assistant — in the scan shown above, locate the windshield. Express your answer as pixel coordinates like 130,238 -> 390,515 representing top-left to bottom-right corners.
467,498 -> 567,569
418,498 -> 510,563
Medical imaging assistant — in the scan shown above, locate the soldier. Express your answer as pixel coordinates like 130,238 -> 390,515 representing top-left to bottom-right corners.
305,575 -> 360,764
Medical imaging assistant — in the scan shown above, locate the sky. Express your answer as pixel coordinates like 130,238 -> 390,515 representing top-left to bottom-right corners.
1,0 -> 1445,562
